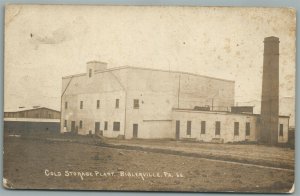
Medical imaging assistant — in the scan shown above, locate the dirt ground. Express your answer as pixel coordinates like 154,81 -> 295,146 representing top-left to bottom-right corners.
3,135 -> 294,193
105,138 -> 295,169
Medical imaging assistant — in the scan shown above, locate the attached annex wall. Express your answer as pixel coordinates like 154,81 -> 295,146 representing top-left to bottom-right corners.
172,110 -> 258,143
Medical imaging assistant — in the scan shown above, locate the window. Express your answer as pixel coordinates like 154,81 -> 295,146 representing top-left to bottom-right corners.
234,122 -> 239,136
65,101 -> 68,109
215,121 -> 221,135
113,122 -> 120,131
133,99 -> 139,109
79,120 -> 83,129
246,122 -> 250,136
104,121 -> 108,130
201,121 -> 206,134
89,69 -> 92,77
115,99 -> 119,108
279,124 -> 283,136
97,100 -> 100,109
80,101 -> 83,109
64,120 -> 67,127
187,121 -> 191,135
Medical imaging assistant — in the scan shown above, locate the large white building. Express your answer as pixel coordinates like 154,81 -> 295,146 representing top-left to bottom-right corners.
61,60 -> 289,143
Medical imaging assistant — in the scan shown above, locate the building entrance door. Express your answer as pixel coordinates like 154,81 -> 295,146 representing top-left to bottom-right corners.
133,124 -> 138,138
71,121 -> 76,132
95,122 -> 100,135
176,120 -> 180,140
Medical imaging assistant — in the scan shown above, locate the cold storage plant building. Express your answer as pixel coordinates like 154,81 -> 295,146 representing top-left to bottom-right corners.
61,37 -> 289,144
61,61 -> 235,140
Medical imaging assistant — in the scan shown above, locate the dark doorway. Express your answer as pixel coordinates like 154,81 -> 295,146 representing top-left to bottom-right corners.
176,120 -> 180,140
71,121 -> 76,132
133,124 -> 138,138
95,122 -> 100,135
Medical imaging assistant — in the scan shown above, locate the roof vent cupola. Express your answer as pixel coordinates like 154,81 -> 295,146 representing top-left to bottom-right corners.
86,61 -> 107,78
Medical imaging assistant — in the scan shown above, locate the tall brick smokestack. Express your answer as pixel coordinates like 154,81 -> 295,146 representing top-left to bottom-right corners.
260,36 -> 279,145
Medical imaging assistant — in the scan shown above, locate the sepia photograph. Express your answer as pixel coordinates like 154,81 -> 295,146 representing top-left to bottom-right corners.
3,5 -> 296,193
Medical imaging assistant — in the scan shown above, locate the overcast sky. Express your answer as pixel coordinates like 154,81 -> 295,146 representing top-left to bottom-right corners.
4,5 -> 296,125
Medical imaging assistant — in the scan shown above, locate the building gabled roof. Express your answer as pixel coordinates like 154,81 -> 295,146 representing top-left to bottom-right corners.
62,69 -> 126,95
63,65 -> 235,83
4,107 -> 60,113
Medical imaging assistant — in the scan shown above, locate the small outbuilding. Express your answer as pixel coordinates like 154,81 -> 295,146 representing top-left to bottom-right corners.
4,107 -> 61,135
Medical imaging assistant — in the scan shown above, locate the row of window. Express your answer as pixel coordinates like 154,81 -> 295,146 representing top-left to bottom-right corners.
184,121 -> 250,136
64,120 -> 121,131
63,120 -> 285,136
64,99 -> 140,110
185,121 -> 284,136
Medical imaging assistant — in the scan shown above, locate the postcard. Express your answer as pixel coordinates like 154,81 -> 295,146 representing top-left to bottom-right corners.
3,5 -> 295,192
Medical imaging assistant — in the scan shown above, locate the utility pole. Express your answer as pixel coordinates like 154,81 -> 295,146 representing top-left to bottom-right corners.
177,74 -> 181,108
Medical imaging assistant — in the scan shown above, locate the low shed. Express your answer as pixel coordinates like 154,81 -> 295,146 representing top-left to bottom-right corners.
4,107 -> 61,135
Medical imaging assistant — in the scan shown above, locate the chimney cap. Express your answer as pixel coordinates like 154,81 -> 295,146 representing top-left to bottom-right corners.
264,36 -> 280,43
